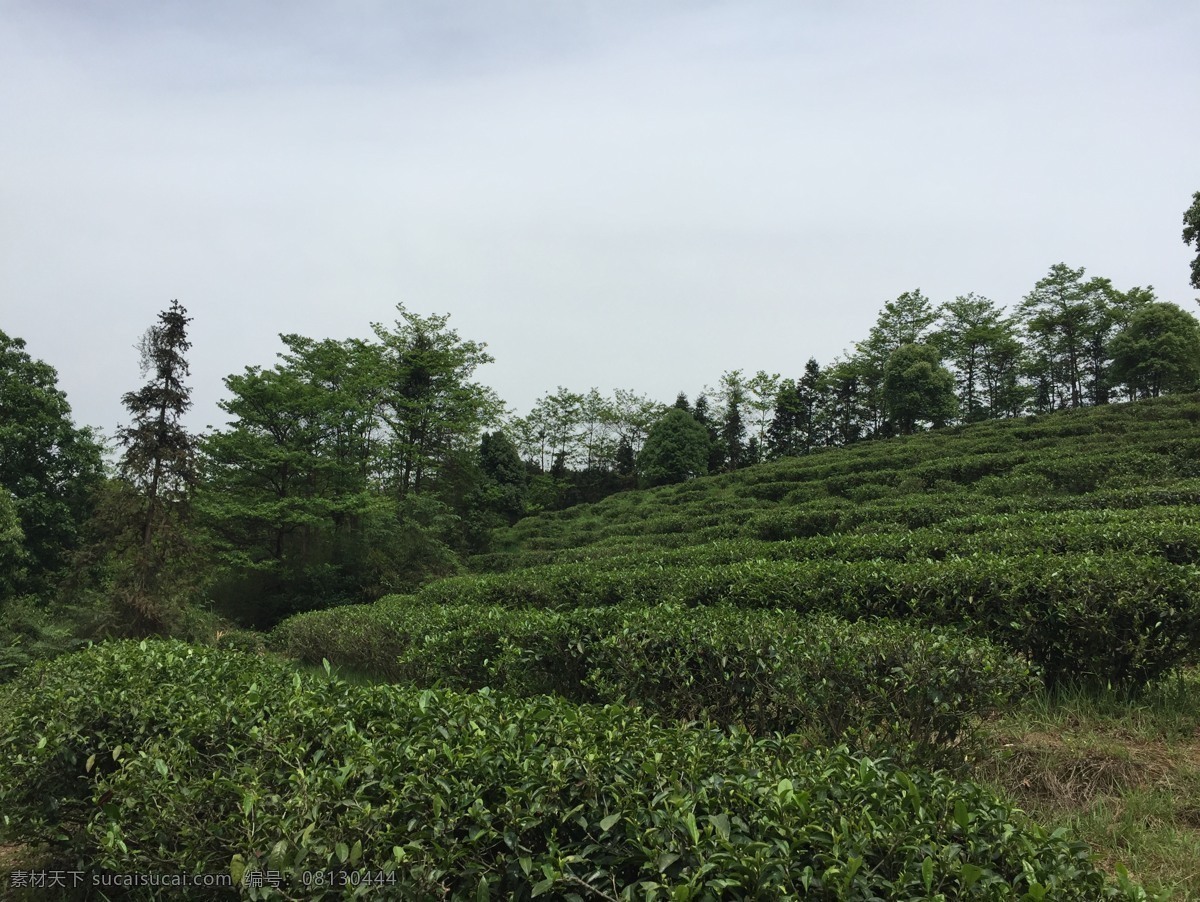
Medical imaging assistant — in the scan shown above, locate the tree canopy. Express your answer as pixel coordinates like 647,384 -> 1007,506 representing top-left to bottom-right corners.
882,343 -> 958,435
0,329 -> 102,593
637,408 -> 711,487
1109,302 -> 1200,398
1184,191 -> 1200,292
198,307 -> 498,624
117,300 -> 197,550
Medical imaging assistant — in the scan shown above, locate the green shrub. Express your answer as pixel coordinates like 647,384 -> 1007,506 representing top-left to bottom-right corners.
269,595 -> 425,680
0,641 -> 1145,900
390,605 -> 1035,768
212,627 -> 268,654
525,507 -> 1200,571
411,553 -> 1200,688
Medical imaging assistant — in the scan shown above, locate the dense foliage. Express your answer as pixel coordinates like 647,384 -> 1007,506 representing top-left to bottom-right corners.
0,641 -> 1144,900
0,329 -> 103,594
0,331 -> 105,679
637,408 -> 712,486
196,308 -> 502,624
305,551 -> 1192,690
273,600 -> 1035,768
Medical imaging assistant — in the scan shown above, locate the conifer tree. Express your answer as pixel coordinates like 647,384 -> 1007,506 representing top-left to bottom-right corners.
825,358 -> 865,446
719,371 -> 747,471
798,358 -> 825,449
692,394 -> 725,473
614,436 -> 636,477
478,430 -> 527,525
117,300 -> 196,551
767,379 -> 801,458
106,300 -> 199,633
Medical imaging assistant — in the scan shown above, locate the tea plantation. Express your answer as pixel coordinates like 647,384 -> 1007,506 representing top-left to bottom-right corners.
6,395 -> 1200,898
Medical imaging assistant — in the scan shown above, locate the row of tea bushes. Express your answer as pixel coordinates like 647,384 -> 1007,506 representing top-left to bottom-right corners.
0,641 -> 1146,900
473,506 -> 1200,574
487,472 -> 1200,565
744,480 -> 1200,542
396,604 -> 1031,768
273,602 -> 1035,768
699,507 -> 1200,565
413,553 -> 1200,687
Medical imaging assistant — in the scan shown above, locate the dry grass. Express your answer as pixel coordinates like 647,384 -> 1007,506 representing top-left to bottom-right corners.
988,731 -> 1178,805
980,673 -> 1200,899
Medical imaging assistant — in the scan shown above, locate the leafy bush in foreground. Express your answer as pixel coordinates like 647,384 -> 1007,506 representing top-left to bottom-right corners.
0,641 -> 1144,900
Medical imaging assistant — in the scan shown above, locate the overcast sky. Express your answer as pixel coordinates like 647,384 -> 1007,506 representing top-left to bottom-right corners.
3,0 -> 1198,439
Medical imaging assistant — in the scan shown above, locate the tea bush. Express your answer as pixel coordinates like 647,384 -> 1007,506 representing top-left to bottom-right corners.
269,595 -> 426,679
409,553 -> 1200,688
385,604 -> 1035,768
0,641 -> 1146,900
485,507 -> 1200,573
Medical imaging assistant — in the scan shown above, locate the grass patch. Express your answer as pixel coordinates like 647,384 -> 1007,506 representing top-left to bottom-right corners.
982,672 -> 1200,899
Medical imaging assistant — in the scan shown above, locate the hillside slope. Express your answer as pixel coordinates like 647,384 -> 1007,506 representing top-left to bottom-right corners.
265,394 -> 1200,897
481,393 -> 1200,567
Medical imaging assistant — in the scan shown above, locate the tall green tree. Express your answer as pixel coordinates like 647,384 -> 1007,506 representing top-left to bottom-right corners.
104,300 -> 201,633
766,361 -> 824,458
0,487 -> 27,600
610,389 -> 664,460
201,336 -> 379,565
200,310 -> 496,624
201,337 -> 390,623
116,301 -> 197,551
822,357 -> 867,446
637,408 -> 711,486
614,436 -> 636,478
797,358 -> 827,448
509,411 -> 550,474
1184,191 -> 1200,293
0,330 -> 102,594
1109,302 -> 1200,398
745,371 -> 781,450
477,430 -> 528,526
766,378 -> 803,458
882,343 -> 958,434
932,294 -> 1015,421
691,393 -> 725,473
579,388 -> 617,472
718,370 -> 748,471
977,328 -> 1030,418
525,388 -> 585,472
373,307 -> 501,498
1019,265 -> 1116,409
856,290 -> 938,434
1101,286 -> 1156,402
